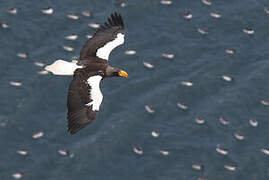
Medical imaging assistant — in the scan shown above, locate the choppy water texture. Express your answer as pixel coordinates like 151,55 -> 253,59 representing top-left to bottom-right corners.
0,0 -> 269,179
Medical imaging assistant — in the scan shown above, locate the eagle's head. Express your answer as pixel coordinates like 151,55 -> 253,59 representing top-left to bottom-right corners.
105,66 -> 128,78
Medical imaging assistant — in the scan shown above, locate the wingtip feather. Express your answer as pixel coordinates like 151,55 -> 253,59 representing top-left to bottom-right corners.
107,12 -> 124,28
67,107 -> 98,135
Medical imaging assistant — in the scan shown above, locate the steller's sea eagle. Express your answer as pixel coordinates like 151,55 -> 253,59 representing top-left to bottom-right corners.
45,12 -> 128,134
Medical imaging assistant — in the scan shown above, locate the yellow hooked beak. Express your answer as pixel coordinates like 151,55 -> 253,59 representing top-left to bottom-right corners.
118,70 -> 128,78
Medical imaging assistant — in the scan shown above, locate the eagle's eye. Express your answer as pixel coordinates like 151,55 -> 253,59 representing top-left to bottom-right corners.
98,70 -> 104,76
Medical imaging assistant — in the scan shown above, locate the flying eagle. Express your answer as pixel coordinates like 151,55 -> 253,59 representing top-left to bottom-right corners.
45,12 -> 128,134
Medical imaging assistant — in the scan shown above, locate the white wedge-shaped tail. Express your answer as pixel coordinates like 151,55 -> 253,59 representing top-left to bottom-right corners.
45,60 -> 82,76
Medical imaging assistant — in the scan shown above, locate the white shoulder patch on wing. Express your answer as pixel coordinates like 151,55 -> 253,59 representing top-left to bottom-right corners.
96,33 -> 124,60
86,75 -> 103,111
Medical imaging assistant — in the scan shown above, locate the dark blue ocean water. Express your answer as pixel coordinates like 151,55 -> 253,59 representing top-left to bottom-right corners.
0,0 -> 269,179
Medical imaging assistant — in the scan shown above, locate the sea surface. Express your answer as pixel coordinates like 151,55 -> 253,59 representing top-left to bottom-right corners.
0,0 -> 269,179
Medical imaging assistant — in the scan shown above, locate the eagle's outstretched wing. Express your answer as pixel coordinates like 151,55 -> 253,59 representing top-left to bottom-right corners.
79,12 -> 125,61
67,72 -> 103,134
